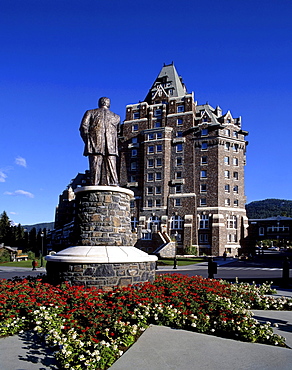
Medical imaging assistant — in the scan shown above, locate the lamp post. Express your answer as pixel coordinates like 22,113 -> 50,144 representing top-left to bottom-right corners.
173,231 -> 178,269
40,232 -> 44,267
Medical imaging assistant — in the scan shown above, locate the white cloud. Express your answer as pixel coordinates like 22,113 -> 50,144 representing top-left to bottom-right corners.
9,211 -> 17,215
15,156 -> 27,168
4,189 -> 34,198
0,171 -> 7,182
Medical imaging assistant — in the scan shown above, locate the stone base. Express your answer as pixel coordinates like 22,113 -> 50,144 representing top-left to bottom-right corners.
46,260 -> 156,289
45,245 -> 158,289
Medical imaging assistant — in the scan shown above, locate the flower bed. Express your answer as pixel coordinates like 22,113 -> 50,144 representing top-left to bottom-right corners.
1,274 -> 292,369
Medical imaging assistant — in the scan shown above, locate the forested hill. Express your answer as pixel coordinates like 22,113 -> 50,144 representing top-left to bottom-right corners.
246,199 -> 292,219
23,222 -> 55,232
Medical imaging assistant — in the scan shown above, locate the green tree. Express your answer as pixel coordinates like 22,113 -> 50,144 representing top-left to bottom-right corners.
0,211 -> 11,244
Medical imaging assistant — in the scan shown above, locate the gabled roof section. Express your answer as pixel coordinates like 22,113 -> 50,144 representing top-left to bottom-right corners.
145,63 -> 187,103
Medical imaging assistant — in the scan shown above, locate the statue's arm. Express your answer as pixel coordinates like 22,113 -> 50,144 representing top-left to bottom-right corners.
79,111 -> 90,142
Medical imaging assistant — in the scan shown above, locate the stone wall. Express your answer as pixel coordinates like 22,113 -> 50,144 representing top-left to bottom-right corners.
46,261 -> 156,289
73,187 -> 133,246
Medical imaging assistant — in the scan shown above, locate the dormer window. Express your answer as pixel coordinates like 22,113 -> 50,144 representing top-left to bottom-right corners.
201,129 -> 208,136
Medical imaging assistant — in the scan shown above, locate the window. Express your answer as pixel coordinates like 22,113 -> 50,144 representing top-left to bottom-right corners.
225,198 -> 231,206
148,145 -> 154,154
227,215 -> 237,229
131,149 -> 137,157
157,132 -> 162,139
147,199 -> 153,207
201,170 -> 207,178
199,214 -> 209,229
142,231 -> 152,240
233,158 -> 238,166
147,187 -> 153,194
131,217 -> 138,230
130,200 -> 135,208
233,185 -> 238,193
176,131 -> 183,137
176,171 -> 182,179
133,112 -> 140,119
129,175 -> 136,182
224,170 -> 230,179
147,173 -> 153,181
225,129 -> 231,137
132,124 -> 138,132
176,157 -> 182,166
155,121 -> 162,128
148,159 -> 154,167
234,200 -> 239,207
201,129 -> 208,136
154,109 -> 162,117
225,184 -> 230,193
233,171 -> 239,180
170,215 -> 183,229
200,198 -> 207,206
156,172 -> 162,180
175,185 -> 182,193
156,186 -> 161,194
233,131 -> 238,138
259,227 -> 265,236
224,156 -> 230,165
156,158 -> 162,167
176,143 -> 183,152
175,199 -> 181,206
148,133 -> 154,140
201,142 -> 208,150
177,105 -> 184,112
132,137 -> 138,144
201,156 -> 208,164
156,144 -> 162,152
200,184 -> 207,192
233,144 -> 239,152
177,118 -> 183,125
225,142 -> 230,151
155,199 -> 161,207
131,162 -> 137,170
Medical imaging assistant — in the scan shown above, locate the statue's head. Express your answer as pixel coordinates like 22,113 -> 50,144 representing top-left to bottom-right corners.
98,97 -> 110,108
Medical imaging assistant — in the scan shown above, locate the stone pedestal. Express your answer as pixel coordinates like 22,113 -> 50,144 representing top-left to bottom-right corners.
46,186 -> 157,289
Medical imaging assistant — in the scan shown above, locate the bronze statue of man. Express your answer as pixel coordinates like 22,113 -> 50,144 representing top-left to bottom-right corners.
80,97 -> 120,186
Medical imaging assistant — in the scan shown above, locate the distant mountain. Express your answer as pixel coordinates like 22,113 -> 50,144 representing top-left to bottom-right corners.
22,222 -> 55,232
246,199 -> 292,219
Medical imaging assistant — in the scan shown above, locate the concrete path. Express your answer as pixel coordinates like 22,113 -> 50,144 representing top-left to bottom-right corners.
0,331 -> 59,370
109,324 -> 292,370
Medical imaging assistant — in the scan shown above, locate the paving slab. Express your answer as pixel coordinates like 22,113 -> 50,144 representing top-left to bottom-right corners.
109,325 -> 292,370
0,331 -> 59,370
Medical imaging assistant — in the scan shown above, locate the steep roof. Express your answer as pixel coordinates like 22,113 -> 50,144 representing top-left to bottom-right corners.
145,63 -> 187,102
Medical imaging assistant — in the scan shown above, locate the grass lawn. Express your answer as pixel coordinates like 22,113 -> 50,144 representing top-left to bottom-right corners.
158,257 -> 206,266
0,259 -> 45,268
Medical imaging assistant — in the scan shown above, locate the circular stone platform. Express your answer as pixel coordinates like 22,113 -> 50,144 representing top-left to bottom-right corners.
46,186 -> 157,289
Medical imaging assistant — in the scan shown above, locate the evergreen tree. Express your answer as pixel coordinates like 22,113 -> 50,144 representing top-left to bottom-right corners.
0,211 -> 11,245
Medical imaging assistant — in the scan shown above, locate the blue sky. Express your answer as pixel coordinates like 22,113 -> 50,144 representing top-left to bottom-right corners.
1,0 -> 291,225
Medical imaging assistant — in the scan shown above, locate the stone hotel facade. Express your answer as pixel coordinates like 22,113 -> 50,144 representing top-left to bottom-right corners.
118,63 -> 249,256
